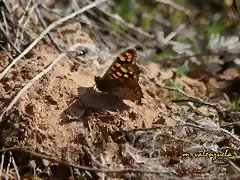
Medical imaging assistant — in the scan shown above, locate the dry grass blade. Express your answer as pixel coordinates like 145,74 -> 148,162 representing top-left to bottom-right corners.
152,78 -> 222,110
0,153 -> 4,178
34,6 -> 63,53
0,0 -> 108,80
10,152 -> 20,180
15,0 -> 34,47
173,118 -> 240,144
0,147 -> 179,177
5,153 -> 12,180
156,0 -> 195,16
0,52 -> 66,122
0,23 -> 21,54
163,24 -> 186,44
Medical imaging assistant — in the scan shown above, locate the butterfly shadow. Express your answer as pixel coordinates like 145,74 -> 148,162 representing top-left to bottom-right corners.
60,86 -> 130,124
77,86 -> 131,111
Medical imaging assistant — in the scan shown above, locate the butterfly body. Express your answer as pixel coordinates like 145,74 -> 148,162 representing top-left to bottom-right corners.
95,48 -> 143,103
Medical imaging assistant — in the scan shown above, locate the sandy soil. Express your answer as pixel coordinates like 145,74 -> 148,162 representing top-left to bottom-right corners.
0,39 -> 208,178
0,1 -> 238,179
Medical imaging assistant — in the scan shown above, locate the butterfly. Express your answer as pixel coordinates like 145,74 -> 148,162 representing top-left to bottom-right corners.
94,48 -> 143,103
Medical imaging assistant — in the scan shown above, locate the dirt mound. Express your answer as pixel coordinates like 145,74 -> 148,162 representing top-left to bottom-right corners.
0,0 -> 239,179
0,42 -> 212,178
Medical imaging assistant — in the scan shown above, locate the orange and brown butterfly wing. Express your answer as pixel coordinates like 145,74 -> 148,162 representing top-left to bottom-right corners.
111,81 -> 143,102
95,48 -> 143,102
101,48 -> 138,80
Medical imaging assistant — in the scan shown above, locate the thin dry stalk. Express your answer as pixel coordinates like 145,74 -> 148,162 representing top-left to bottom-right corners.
15,0 -> 33,47
5,153 -> 12,180
163,24 -> 185,44
0,0 -> 108,80
0,153 -> 4,177
152,78 -> 221,110
173,118 -> 240,144
0,23 -> 21,53
156,0 -> 194,16
19,3 -> 39,45
0,147 -> 179,177
34,6 -> 62,52
10,153 -> 20,180
1,8 -> 10,50
101,10 -> 154,40
226,159 -> 240,173
0,52 -> 66,122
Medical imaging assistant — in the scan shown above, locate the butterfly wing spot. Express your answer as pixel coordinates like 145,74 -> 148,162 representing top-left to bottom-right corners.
120,66 -> 128,73
111,66 -> 116,71
115,63 -> 121,67
119,54 -> 125,61
128,66 -> 135,73
119,54 -> 126,62
116,72 -> 122,77
126,54 -> 133,62
124,74 -> 129,78
126,52 -> 133,58
111,73 -> 119,79
128,66 -> 133,71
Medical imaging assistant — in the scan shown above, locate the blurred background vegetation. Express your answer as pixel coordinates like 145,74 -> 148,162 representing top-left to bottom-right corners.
104,0 -> 239,61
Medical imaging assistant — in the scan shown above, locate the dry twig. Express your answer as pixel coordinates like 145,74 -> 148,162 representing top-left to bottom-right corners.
0,153 -> 4,178
152,79 -> 222,111
0,147 -> 179,178
34,6 -> 63,53
173,119 -> 240,144
0,23 -> 21,53
156,0 -> 195,16
10,152 -> 20,180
